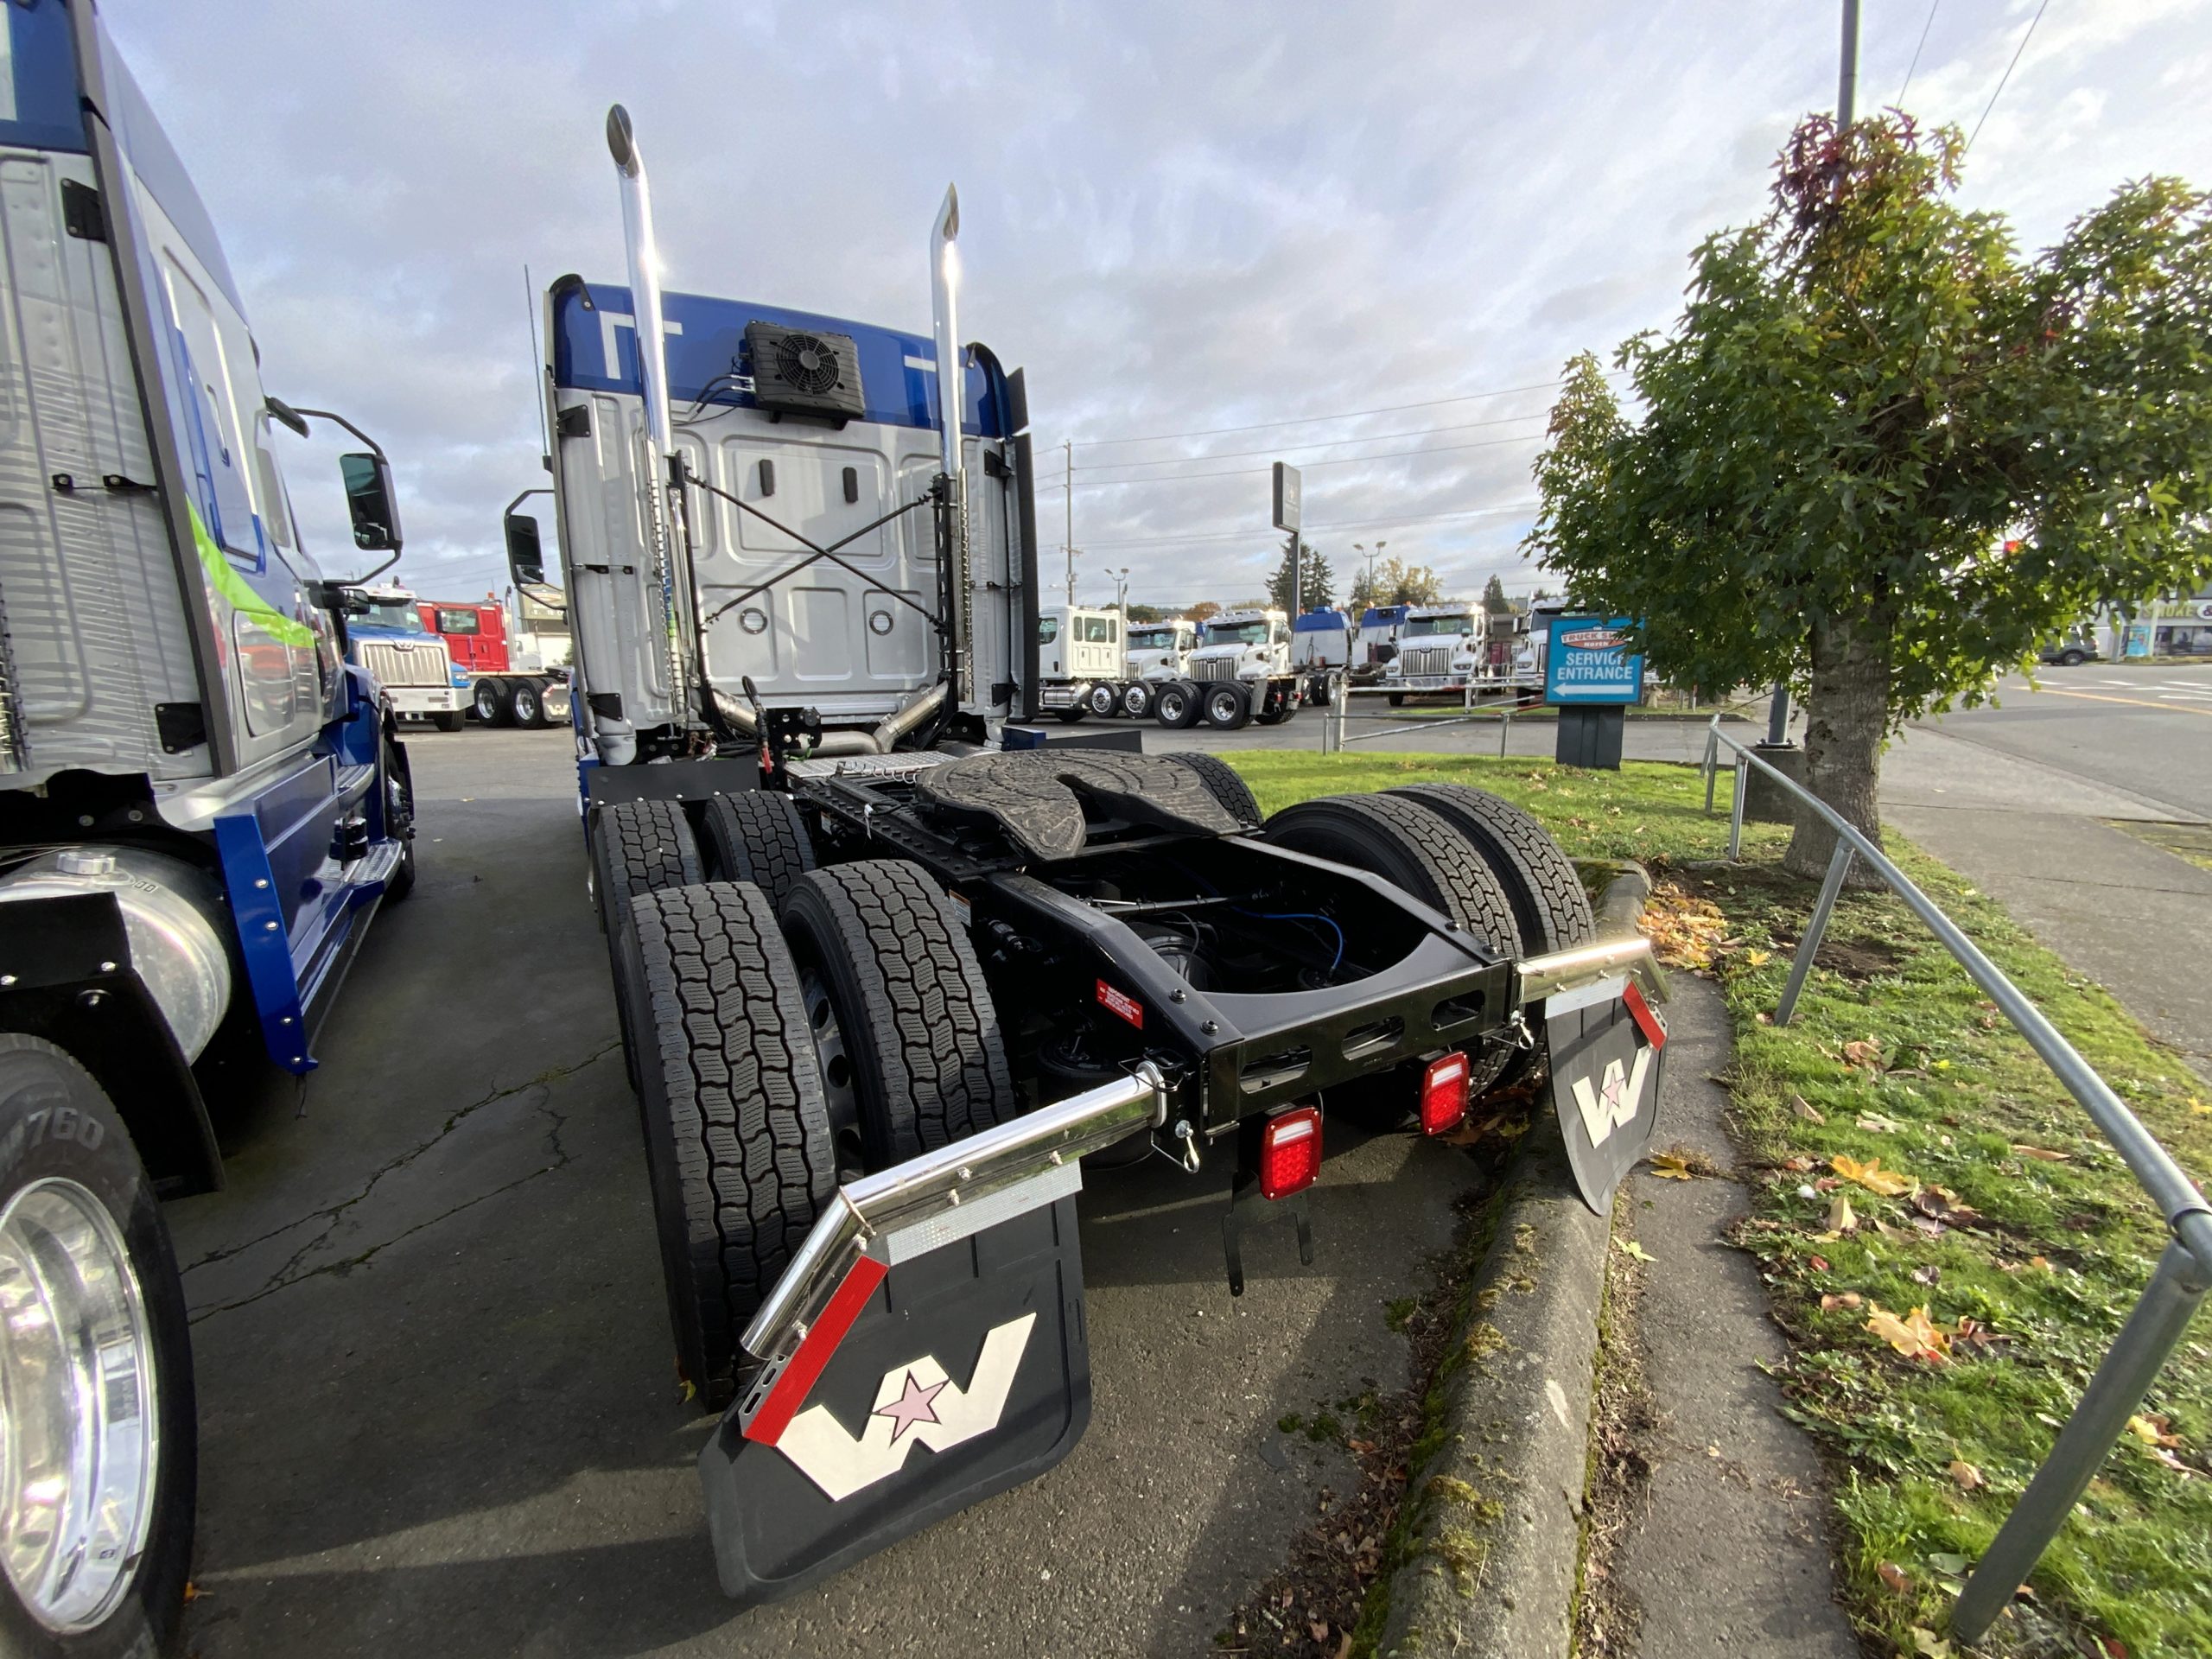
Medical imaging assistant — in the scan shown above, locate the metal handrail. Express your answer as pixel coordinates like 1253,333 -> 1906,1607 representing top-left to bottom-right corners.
1700,716 -> 2211,1641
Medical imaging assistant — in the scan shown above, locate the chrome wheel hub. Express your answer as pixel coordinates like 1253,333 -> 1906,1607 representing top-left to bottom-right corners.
0,1177 -> 159,1633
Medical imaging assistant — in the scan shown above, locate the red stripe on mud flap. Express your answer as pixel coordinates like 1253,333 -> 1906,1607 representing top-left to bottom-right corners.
743,1254 -> 889,1446
1623,980 -> 1667,1052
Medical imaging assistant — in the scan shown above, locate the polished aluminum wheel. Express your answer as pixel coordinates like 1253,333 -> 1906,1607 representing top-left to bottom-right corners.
0,1177 -> 159,1633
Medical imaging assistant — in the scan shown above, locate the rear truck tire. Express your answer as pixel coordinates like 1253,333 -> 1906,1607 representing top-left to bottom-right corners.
1160,751 -> 1262,829
699,791 -> 817,912
593,799 -> 704,1087
1086,682 -> 1120,719
1201,682 -> 1253,730
1121,681 -> 1154,720
431,711 -> 466,732
508,679 -> 543,729
1309,676 -> 1332,708
1154,680 -> 1203,730
780,861 -> 1020,1173
1389,785 -> 1592,1094
619,885 -> 836,1412
1262,792 -> 1525,1097
472,678 -> 509,725
1053,694 -> 1090,725
0,1036 -> 194,1659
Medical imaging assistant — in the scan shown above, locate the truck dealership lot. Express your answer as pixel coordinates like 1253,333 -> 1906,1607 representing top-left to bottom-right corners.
168,729 -> 1482,1657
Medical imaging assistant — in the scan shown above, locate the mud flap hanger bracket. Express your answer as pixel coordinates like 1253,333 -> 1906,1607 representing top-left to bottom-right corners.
1512,936 -> 1668,1013
735,1063 -> 1170,1436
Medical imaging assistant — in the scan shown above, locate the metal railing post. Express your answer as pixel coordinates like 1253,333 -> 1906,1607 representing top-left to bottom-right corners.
1950,1240 -> 2211,1643
1775,841 -> 1853,1025
1499,707 -> 1511,759
1702,715 -> 1720,813
1727,755 -> 1748,859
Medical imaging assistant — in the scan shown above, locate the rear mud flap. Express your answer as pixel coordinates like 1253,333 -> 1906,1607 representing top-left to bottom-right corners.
698,1195 -> 1090,1606
1546,979 -> 1668,1211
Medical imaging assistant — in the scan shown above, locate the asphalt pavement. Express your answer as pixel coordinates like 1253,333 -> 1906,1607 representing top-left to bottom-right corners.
167,728 -> 1484,1658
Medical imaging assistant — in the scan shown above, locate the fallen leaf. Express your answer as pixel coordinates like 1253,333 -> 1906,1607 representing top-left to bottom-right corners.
1808,1254 -> 1830,1273
1347,1438 -> 1376,1456
1911,1626 -> 1955,1657
1337,1636 -> 1354,1659
1783,1156 -> 1815,1173
1615,1238 -> 1656,1264
1833,1153 -> 1915,1196
1792,1096 -> 1826,1125
1842,1039 -> 1885,1071
1311,1621 -> 1331,1643
182,1582 -> 201,1604
1874,1218 -> 1916,1242
2030,1255 -> 2052,1271
1910,1217 -> 1948,1239
1912,1264 -> 1942,1286
2013,1144 -> 2071,1162
1826,1193 -> 1859,1233
1948,1459 -> 1985,1490
1877,1560 -> 1911,1594
2127,1414 -> 2183,1449
1649,1153 -> 1694,1180
1815,1176 -> 1842,1192
1821,1292 -> 1863,1310
1867,1302 -> 1952,1365
1952,1317 -> 2012,1354
2101,1639 -> 2129,1659
1856,1112 -> 1904,1134
1913,1190 -> 1984,1229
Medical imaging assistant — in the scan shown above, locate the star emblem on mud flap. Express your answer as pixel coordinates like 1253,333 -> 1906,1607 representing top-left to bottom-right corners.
874,1370 -> 948,1442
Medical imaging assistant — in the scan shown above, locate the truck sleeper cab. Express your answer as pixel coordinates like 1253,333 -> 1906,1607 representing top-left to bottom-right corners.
537,104 -> 1668,1611
0,8 -> 421,1651
1382,603 -> 1484,703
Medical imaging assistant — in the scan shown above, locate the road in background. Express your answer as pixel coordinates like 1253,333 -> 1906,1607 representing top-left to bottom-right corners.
169,729 -> 1480,1657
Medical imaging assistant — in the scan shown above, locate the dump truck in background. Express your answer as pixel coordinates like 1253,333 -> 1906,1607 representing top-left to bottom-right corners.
514,101 -> 1668,1611
417,594 -> 573,728
0,6 -> 420,1650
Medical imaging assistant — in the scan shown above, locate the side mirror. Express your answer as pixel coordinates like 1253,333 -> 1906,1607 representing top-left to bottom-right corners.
340,452 -> 404,552
505,512 -> 547,586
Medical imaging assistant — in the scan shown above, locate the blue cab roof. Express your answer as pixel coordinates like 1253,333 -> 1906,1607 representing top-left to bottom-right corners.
1294,609 -> 1351,632
550,282 -> 1008,438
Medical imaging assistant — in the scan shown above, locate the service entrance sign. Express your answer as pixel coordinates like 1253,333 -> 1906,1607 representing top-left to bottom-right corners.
1543,615 -> 1643,705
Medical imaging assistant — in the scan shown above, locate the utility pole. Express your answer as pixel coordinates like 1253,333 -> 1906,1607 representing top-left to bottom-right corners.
1063,439 -> 1077,604
1769,0 -> 1859,751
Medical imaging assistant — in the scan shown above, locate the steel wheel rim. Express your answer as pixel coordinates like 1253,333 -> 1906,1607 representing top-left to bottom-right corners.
1207,689 -> 1239,722
474,684 -> 499,721
0,1177 -> 159,1633
799,969 -> 862,1179
514,689 -> 539,724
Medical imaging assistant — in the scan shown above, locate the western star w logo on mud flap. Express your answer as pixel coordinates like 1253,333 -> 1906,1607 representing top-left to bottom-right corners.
697,1197 -> 1091,1607
1548,979 -> 1668,1211
778,1313 -> 1036,1501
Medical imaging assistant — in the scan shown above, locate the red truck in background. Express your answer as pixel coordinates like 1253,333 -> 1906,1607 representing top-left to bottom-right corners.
418,593 -> 574,728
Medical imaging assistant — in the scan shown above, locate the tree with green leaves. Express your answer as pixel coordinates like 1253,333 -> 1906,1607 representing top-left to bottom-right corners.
1346,556 -> 1446,611
1123,602 -> 1165,624
1529,113 -> 2212,879
1267,540 -> 1336,613
1482,574 -> 1514,615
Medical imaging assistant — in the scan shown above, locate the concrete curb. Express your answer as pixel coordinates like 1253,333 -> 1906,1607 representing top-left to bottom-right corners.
1374,861 -> 1652,1659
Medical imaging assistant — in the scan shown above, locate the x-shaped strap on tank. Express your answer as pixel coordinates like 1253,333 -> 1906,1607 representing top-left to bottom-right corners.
683,463 -> 944,632
697,1196 -> 1090,1607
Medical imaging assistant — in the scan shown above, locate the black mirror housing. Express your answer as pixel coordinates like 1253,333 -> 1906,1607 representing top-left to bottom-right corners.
505,512 -> 547,587
340,452 -> 403,552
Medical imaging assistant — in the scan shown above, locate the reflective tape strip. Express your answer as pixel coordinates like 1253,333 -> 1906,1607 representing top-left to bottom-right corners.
1623,979 -> 1668,1051
741,1254 -> 888,1447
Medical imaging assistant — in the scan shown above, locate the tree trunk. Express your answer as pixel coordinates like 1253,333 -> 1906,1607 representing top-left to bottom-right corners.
1782,611 -> 1888,883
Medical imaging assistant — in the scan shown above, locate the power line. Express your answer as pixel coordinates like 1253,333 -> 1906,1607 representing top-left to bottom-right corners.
1897,0 -> 1940,104
1081,501 -> 1542,549
1055,374 -> 1617,449
1071,412 -> 1548,474
1037,430 -> 1545,493
1967,0 -> 2051,150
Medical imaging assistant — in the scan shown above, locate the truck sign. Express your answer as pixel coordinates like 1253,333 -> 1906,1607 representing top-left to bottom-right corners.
1543,614 -> 1643,705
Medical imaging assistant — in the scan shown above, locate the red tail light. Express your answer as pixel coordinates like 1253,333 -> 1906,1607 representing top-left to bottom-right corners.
1421,1052 -> 1471,1136
1258,1106 -> 1323,1200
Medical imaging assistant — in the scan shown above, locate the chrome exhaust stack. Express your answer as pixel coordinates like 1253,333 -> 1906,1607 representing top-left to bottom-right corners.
930,186 -> 973,712
602,104 -> 692,762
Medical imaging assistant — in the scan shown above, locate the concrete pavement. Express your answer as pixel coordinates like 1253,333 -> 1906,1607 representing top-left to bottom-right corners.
169,728 -> 1490,1658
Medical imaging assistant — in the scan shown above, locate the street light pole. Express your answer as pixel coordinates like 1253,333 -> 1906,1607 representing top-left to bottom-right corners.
1063,439 -> 1077,605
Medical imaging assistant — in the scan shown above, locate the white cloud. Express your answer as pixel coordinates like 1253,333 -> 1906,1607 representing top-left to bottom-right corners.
100,0 -> 2212,609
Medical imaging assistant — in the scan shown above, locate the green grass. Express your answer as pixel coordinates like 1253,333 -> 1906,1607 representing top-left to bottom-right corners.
1222,751 -> 2212,1658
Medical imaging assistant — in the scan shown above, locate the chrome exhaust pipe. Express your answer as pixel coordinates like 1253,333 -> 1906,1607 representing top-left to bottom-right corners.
930,186 -> 971,710
709,681 -> 947,757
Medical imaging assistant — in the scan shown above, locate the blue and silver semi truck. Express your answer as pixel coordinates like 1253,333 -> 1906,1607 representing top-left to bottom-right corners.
518,106 -> 1670,1607
0,5 -> 417,1651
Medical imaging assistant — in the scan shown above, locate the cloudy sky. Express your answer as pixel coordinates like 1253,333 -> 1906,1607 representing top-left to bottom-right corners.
106,0 -> 2212,613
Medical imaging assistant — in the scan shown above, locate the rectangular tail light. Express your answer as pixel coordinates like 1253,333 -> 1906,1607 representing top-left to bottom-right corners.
1258,1106 -> 1322,1200
1421,1052 -> 1470,1136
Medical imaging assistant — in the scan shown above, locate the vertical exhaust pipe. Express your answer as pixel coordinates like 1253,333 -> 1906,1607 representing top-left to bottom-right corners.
604,104 -> 691,752
931,186 -> 971,709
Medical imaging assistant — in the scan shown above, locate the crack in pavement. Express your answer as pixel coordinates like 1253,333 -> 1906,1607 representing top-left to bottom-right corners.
184,1042 -> 619,1322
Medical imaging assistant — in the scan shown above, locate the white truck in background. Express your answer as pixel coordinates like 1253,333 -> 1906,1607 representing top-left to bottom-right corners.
1167,607 -> 1304,729
1121,616 -> 1197,715
1033,604 -> 1130,721
1382,601 -> 1485,704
